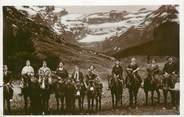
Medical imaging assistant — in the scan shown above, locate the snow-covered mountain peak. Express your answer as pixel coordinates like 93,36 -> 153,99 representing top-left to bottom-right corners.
77,9 -> 152,42
15,6 -> 68,35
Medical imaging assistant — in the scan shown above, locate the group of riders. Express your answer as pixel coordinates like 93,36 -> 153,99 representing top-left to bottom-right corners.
3,56 -> 179,114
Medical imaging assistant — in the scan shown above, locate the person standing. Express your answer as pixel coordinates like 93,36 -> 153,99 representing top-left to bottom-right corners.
3,65 -> 13,101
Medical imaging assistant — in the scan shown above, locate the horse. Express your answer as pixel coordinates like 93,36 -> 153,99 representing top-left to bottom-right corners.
108,75 -> 123,110
143,72 -> 162,105
94,79 -> 103,111
38,75 -> 52,114
74,81 -> 86,112
65,78 -> 76,113
125,70 -> 141,108
162,73 -> 178,108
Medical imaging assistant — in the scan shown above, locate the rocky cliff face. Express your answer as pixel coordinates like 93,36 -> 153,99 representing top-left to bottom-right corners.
112,5 -> 179,58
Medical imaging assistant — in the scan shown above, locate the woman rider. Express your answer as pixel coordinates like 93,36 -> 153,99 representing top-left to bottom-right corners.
72,65 -> 84,84
55,61 -> 68,82
112,60 -> 123,82
38,61 -> 52,83
86,65 -> 98,86
146,58 -> 161,87
126,57 -> 142,86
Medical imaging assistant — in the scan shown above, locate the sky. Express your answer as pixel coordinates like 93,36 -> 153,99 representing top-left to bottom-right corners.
60,6 -> 160,14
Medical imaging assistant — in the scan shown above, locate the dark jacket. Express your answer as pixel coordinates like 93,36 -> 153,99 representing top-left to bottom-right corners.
86,70 -> 97,84
126,63 -> 142,84
112,65 -> 123,79
56,68 -> 68,79
147,64 -> 160,76
163,62 -> 177,74
3,71 -> 12,84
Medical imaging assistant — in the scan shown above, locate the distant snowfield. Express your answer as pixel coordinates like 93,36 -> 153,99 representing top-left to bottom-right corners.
79,16 -> 149,42
61,10 -> 153,43
60,13 -> 85,26
14,6 -> 153,43
14,6 -> 179,43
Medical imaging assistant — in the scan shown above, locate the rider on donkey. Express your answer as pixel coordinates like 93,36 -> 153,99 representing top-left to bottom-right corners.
112,60 -> 123,83
55,61 -> 68,83
20,60 -> 35,95
163,57 -> 178,77
72,65 -> 84,84
38,61 -> 52,83
146,58 -> 161,87
3,65 -> 14,101
162,56 -> 178,109
21,60 -> 34,77
86,65 -> 98,85
126,57 -> 142,86
86,65 -> 98,88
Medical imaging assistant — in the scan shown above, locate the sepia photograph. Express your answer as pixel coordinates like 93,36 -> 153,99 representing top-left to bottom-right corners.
2,5 -> 179,115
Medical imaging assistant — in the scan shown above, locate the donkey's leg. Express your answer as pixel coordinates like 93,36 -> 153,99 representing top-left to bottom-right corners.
145,90 -> 148,105
87,97 -> 90,111
56,97 -> 59,111
170,90 -> 175,108
120,93 -> 123,106
134,88 -> 139,108
24,95 -> 28,112
81,96 -> 84,111
95,97 -> 98,111
3,98 -> 6,113
163,90 -> 168,106
7,99 -> 10,113
151,90 -> 154,105
99,95 -> 102,110
92,98 -> 94,111
60,97 -> 64,111
46,98 -> 49,113
156,89 -> 160,104
111,93 -> 115,109
129,89 -> 133,108
78,97 -> 81,111
115,93 -> 119,109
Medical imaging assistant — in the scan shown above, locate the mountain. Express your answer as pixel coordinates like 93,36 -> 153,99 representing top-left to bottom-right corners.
83,5 -> 179,56
112,5 -> 179,58
15,6 -> 67,35
60,8 -> 152,43
3,6 -> 113,73
59,5 -> 179,58
14,6 -> 79,44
